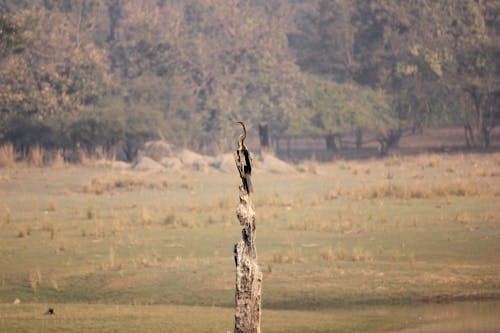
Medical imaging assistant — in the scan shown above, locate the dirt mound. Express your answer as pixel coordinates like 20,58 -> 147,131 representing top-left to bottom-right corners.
211,152 -> 296,174
177,149 -> 209,172
111,161 -> 131,171
257,154 -> 297,174
142,140 -> 173,161
132,156 -> 165,172
159,156 -> 183,171
135,146 -> 295,174
211,153 -> 236,173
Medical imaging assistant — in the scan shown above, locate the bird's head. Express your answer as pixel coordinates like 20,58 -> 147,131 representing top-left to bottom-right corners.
234,121 -> 247,148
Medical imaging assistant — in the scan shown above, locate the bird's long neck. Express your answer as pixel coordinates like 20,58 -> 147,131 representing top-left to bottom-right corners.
238,123 -> 247,150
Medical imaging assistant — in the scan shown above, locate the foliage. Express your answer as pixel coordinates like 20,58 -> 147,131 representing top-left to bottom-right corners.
1,116 -> 61,151
297,0 -> 499,147
0,12 -> 24,57
288,76 -> 394,137
0,7 -> 112,120
110,0 -> 303,149
0,0 -> 498,154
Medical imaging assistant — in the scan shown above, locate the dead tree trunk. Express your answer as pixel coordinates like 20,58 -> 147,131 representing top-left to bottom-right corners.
233,149 -> 262,333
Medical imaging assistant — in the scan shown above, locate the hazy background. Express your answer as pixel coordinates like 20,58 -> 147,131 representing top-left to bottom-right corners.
1,2 -> 500,332
1,0 -> 498,161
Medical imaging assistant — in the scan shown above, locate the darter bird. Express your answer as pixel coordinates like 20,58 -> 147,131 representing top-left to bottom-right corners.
235,121 -> 253,194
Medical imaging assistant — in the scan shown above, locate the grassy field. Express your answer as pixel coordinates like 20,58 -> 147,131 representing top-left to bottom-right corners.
1,152 -> 500,332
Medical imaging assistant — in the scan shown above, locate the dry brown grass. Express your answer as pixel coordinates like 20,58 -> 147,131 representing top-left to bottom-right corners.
50,273 -> 59,290
109,246 -> 116,269
51,149 -> 66,168
384,155 -> 403,167
288,213 -> 366,235
163,213 -> 195,228
75,146 -> 111,166
77,147 -> 94,166
130,253 -> 162,269
324,189 -> 342,200
0,143 -> 16,167
288,219 -> 332,232
28,145 -> 45,167
363,181 -> 483,199
217,197 -> 233,210
321,244 -> 366,262
423,154 -> 441,167
334,244 -> 348,261
140,207 -> 153,225
86,203 -> 94,220
320,246 -> 335,262
351,246 -> 374,262
46,201 -> 57,212
270,248 -> 304,264
391,249 -> 402,262
82,174 -> 168,194
28,269 -> 42,295
298,160 -> 319,174
3,204 -> 12,224
41,215 -> 55,228
0,144 -> 119,167
285,249 -> 304,264
271,252 -> 284,264
319,244 -> 350,262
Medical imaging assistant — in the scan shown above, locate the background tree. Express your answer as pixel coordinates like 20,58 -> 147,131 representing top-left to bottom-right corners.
0,4 -> 112,124
0,0 -> 498,157
109,0 -> 303,152
288,75 -> 395,153
293,0 -> 499,148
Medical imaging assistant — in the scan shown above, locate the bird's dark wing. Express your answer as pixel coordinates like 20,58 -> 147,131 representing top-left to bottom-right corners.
242,149 -> 253,193
236,148 -> 253,194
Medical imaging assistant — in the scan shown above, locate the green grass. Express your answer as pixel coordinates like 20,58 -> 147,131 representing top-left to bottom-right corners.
0,303 -> 417,333
1,153 -> 500,332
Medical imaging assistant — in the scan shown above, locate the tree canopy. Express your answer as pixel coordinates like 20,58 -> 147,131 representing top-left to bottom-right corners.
0,0 -> 498,155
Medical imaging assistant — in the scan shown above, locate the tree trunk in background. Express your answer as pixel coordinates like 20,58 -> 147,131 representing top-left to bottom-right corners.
464,124 -> 474,148
233,152 -> 262,333
355,128 -> 363,149
325,134 -> 337,151
481,126 -> 491,148
377,128 -> 402,157
258,122 -> 270,153
286,138 -> 291,160
466,88 -> 495,149
107,0 -> 122,43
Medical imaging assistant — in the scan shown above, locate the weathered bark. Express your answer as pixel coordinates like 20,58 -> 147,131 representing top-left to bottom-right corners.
233,151 -> 262,333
